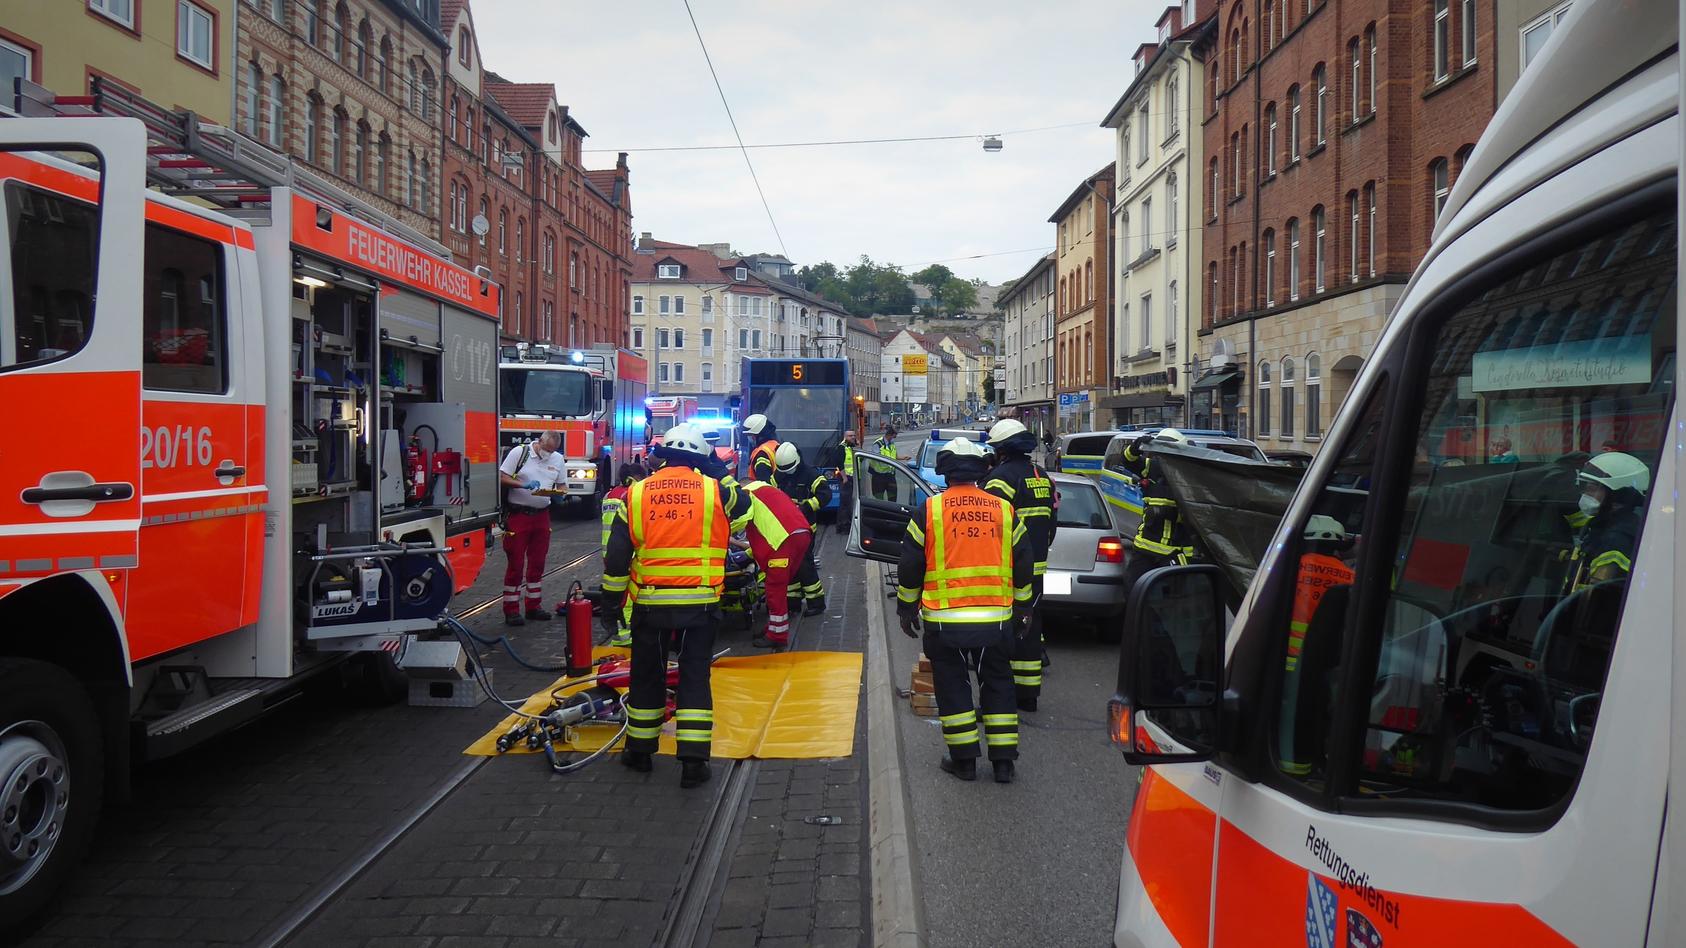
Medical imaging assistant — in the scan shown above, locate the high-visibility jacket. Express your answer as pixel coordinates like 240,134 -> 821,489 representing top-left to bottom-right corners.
875,437 -> 897,459
1120,437 -> 1196,561
750,439 -> 779,482
601,484 -> 630,553
839,441 -> 856,479
601,466 -> 751,607
742,480 -> 811,551
984,455 -> 1057,575
895,483 -> 1033,628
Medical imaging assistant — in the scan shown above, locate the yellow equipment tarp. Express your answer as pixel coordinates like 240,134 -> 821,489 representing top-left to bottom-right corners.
464,647 -> 862,759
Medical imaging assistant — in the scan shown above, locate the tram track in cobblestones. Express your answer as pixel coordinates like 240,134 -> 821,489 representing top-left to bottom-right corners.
255,545 -> 600,947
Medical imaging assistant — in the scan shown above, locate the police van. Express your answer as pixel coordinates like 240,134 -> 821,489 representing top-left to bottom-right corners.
1107,0 -> 1686,943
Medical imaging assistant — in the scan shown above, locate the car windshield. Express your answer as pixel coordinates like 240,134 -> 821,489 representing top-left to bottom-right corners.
1065,435 -> 1114,456
500,367 -> 593,417
1196,440 -> 1267,461
920,442 -> 940,469
1055,482 -> 1110,529
749,387 -> 845,468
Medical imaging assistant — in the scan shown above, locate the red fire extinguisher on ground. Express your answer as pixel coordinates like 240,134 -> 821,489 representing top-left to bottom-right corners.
564,581 -> 594,677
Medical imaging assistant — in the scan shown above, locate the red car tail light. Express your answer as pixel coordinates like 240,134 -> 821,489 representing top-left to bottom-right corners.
1096,537 -> 1125,563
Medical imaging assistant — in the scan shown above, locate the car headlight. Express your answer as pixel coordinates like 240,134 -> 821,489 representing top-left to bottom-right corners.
568,468 -> 598,480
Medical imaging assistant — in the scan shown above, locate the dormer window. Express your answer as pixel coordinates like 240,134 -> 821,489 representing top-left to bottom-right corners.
658,264 -> 682,279
735,267 -> 748,281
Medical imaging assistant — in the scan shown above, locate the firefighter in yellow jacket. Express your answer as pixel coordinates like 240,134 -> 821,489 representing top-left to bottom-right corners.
602,424 -> 752,788
895,438 -> 1034,784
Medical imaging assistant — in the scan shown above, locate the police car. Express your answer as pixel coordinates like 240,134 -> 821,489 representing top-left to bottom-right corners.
915,427 -> 995,489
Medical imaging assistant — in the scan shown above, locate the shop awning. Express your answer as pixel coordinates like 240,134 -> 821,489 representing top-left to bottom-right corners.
1099,392 -> 1184,409
1190,367 -> 1242,390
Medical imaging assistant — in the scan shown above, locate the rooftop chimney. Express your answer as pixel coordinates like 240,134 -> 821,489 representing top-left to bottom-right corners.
637,232 -> 654,252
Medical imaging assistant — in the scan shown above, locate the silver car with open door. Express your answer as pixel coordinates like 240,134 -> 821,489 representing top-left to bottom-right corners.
844,453 -> 934,564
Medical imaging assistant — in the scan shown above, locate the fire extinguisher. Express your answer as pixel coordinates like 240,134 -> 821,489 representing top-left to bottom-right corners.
405,433 -> 428,504
564,581 -> 594,678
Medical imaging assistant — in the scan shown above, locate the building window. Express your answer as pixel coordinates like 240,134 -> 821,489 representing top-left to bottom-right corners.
1350,40 -> 1361,118
353,121 -> 368,184
1167,75 -> 1179,135
91,0 -> 136,29
1257,361 -> 1272,436
0,38 -> 33,92
1165,281 -> 1177,346
1288,86 -> 1301,160
497,210 -> 506,254
1265,104 -> 1278,175
1461,0 -> 1476,64
658,363 -> 670,383
1521,3 -> 1572,70
1231,133 -> 1242,197
1280,356 -> 1296,437
1121,127 -> 1131,180
404,150 -> 414,206
1312,206 -> 1326,292
1209,159 -> 1219,217
659,295 -> 671,315
1305,353 -> 1322,436
752,329 -> 762,349
674,328 -> 685,348
701,362 -> 713,387
1287,218 -> 1301,301
543,233 -> 555,274
1136,105 -> 1149,163
1208,263 -> 1218,324
1139,293 -> 1152,350
702,296 -> 713,316
303,97 -> 321,162
1313,66 -> 1327,145
1348,191 -> 1361,282
1141,198 -> 1153,251
177,1 -> 216,69
632,326 -> 645,349
658,264 -> 681,279
513,291 -> 522,331
329,109 -> 344,176
738,328 -> 748,349
1366,182 -> 1377,276
458,26 -> 471,66
1263,229 -> 1277,305
674,295 -> 686,315
658,328 -> 670,348
1368,26 -> 1378,113
735,266 -> 749,281
1434,0 -> 1450,80
701,328 -> 713,353
632,295 -> 644,315
673,362 -> 685,383
515,218 -> 524,263
541,301 -> 553,341
267,74 -> 285,147
375,133 -> 388,195
569,254 -> 577,288
1166,175 -> 1178,246
243,63 -> 260,137
1431,158 -> 1450,223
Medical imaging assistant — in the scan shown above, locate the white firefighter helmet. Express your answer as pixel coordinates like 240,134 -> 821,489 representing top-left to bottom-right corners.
1578,451 -> 1650,494
657,423 -> 711,459
1304,514 -> 1347,542
774,441 -> 802,471
1154,427 -> 1191,445
743,414 -> 771,437
986,418 -> 1029,445
939,437 -> 986,460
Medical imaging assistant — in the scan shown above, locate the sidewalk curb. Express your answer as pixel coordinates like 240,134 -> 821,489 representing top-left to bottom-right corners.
865,563 -> 927,948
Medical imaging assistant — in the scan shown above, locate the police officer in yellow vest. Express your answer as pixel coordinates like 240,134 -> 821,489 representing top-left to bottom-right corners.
896,438 -> 1034,784
983,419 -> 1057,712
743,413 -> 780,483
602,424 -> 753,788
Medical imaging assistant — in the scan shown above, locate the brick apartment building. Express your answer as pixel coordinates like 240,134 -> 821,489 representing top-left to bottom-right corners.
1050,162 -> 1116,433
438,0 -> 632,348
1194,0 -> 1496,450
236,0 -> 449,243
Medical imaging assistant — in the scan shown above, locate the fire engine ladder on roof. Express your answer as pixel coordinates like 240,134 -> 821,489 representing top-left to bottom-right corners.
6,76 -> 451,259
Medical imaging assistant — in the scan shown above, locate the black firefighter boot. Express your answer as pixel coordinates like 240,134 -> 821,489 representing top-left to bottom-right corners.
620,750 -> 653,773
802,594 -> 827,617
680,759 -> 712,789
993,760 -> 1016,784
939,756 -> 977,781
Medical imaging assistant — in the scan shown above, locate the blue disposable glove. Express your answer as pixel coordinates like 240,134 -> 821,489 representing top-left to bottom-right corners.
524,480 -> 542,490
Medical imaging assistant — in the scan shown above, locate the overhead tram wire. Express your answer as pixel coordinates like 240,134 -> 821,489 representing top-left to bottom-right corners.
681,0 -> 788,257
583,121 -> 1099,154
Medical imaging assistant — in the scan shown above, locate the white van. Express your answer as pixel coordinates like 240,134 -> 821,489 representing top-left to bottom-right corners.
1107,0 -> 1684,944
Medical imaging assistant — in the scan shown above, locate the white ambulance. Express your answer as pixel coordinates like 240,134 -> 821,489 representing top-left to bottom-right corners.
1108,0 -> 1685,943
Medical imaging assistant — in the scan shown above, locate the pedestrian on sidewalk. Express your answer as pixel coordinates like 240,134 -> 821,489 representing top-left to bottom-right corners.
984,420 -> 1058,712
739,478 -> 813,649
497,430 -> 566,626
895,438 -> 1034,784
773,442 -> 831,615
602,424 -> 753,788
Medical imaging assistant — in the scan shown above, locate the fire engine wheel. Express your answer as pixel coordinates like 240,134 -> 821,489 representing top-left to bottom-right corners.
349,653 -> 410,707
0,660 -> 103,929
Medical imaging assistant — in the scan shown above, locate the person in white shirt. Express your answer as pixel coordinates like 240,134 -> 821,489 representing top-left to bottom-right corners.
498,431 -> 566,625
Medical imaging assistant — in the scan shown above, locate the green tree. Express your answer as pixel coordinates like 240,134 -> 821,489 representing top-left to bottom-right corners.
938,276 -> 978,314
910,264 -> 955,289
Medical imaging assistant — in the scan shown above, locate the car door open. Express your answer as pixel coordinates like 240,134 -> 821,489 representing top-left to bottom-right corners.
845,453 -> 932,563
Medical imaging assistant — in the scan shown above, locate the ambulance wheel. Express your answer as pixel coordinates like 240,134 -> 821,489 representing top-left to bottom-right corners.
0,660 -> 104,930
349,653 -> 410,706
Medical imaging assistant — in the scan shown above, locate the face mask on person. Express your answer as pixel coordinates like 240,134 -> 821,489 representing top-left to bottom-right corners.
1578,493 -> 1602,518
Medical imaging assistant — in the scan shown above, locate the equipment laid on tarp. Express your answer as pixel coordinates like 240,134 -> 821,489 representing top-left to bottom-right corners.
466,648 -> 862,760
1141,443 -> 1307,602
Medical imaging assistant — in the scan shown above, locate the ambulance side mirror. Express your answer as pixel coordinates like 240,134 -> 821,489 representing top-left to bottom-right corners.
1108,564 -> 1224,765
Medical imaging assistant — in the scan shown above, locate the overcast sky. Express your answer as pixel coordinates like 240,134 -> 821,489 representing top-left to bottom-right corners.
472,1 -> 1164,285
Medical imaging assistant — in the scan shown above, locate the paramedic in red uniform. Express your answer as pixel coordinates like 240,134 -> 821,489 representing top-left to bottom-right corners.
740,479 -> 813,649
497,430 -> 566,626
